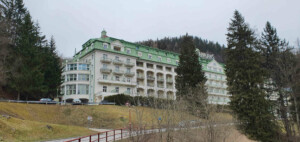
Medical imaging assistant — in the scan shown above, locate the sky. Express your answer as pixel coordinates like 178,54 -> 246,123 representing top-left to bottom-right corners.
23,0 -> 300,57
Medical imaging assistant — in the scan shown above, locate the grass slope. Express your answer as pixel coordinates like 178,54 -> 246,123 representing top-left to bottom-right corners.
0,116 -> 94,142
0,103 -> 199,129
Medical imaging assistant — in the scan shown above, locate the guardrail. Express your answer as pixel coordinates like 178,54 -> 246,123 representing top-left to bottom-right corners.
0,100 -> 114,105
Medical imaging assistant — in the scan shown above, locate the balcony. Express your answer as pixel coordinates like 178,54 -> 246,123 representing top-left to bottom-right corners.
157,84 -> 164,88
113,59 -> 123,65
137,75 -> 144,79
157,77 -> 164,82
147,84 -> 155,87
113,70 -> 124,75
100,68 -> 112,73
98,78 -> 136,86
147,76 -> 155,81
166,79 -> 173,84
124,62 -> 135,67
124,71 -> 135,77
100,58 -> 112,63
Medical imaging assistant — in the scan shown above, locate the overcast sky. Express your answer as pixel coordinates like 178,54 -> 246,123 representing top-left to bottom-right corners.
23,0 -> 300,57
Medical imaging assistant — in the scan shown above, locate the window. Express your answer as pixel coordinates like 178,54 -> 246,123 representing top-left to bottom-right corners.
126,58 -> 130,63
176,60 -> 179,65
115,65 -> 120,71
103,63 -> 108,68
103,44 -> 108,49
127,88 -> 131,93
156,65 -> 163,70
60,86 -> 65,95
115,87 -> 119,93
127,78 -> 131,82
103,54 -> 108,59
103,86 -> 107,92
67,64 -> 77,71
78,64 -> 89,70
103,74 -> 108,80
208,66 -> 211,70
167,58 -> 171,63
78,84 -> 89,94
67,74 -> 77,81
78,74 -> 89,81
136,46 -> 139,50
116,76 -> 120,81
126,49 -> 131,54
148,54 -> 152,59
138,52 -> 142,57
115,56 -> 119,60
66,84 -> 76,95
126,68 -> 131,73
157,56 -> 162,61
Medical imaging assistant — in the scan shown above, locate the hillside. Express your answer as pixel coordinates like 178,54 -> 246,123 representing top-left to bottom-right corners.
0,116 -> 94,141
137,36 -> 226,63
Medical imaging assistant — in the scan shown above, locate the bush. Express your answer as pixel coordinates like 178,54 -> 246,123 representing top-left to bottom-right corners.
104,94 -> 174,108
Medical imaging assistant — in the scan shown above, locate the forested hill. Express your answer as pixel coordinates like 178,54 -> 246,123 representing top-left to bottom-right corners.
137,36 -> 226,63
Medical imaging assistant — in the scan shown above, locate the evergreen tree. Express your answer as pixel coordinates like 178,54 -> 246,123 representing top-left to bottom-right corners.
225,10 -> 279,141
41,36 -> 62,98
175,34 -> 206,100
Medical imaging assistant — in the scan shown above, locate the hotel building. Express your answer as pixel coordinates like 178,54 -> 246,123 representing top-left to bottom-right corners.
61,30 -> 230,104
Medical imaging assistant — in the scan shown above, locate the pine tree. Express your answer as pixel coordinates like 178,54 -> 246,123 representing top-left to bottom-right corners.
225,10 -> 279,141
175,34 -> 206,100
41,36 -> 62,98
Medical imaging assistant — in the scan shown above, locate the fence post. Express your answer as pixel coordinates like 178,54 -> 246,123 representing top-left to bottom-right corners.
114,130 -> 115,141
78,138 -> 81,142
89,135 -> 91,142
121,129 -> 123,139
106,131 -> 108,142
98,133 -> 100,142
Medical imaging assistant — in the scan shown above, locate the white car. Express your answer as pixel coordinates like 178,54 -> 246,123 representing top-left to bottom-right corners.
73,99 -> 81,103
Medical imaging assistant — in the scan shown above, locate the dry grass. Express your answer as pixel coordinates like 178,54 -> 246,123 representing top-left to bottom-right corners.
0,116 -> 94,142
0,102 -> 199,129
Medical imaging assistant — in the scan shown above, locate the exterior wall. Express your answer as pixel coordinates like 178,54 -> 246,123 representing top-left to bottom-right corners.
61,31 -> 229,104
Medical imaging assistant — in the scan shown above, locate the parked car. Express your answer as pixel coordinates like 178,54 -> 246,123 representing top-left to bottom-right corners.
40,98 -> 52,102
73,99 -> 82,104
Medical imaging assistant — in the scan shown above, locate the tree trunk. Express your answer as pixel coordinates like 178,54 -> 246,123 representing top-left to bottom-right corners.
17,92 -> 20,100
279,92 -> 292,141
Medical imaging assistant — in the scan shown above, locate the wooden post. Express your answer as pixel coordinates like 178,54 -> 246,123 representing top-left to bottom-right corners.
89,135 -> 91,142
78,139 -> 81,142
121,129 -> 123,139
106,131 -> 108,142
98,133 -> 100,142
113,130 -> 115,141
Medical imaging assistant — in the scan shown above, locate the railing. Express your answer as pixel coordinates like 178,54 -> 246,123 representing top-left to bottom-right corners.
166,79 -> 173,83
100,58 -> 112,63
137,75 -> 144,79
113,59 -> 123,65
124,72 -> 135,76
100,68 -> 112,73
147,76 -> 155,81
64,128 -> 128,142
124,62 -> 135,67
113,70 -> 124,75
157,78 -> 164,82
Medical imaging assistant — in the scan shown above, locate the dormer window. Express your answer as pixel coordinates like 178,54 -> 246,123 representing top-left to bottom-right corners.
138,52 -> 142,57
167,58 -> 171,63
158,56 -> 162,61
103,44 -> 108,49
113,46 -> 121,51
148,54 -> 152,59
126,49 -> 131,54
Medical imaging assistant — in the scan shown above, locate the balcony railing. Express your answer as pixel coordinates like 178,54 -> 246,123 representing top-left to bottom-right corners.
100,68 -> 112,73
157,77 -> 164,82
157,85 -> 164,88
124,71 -> 135,77
124,62 -> 135,67
147,76 -> 155,81
137,75 -> 144,79
113,70 -> 124,75
166,79 -> 173,83
100,58 -> 112,63
147,84 -> 154,87
113,59 -> 123,65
